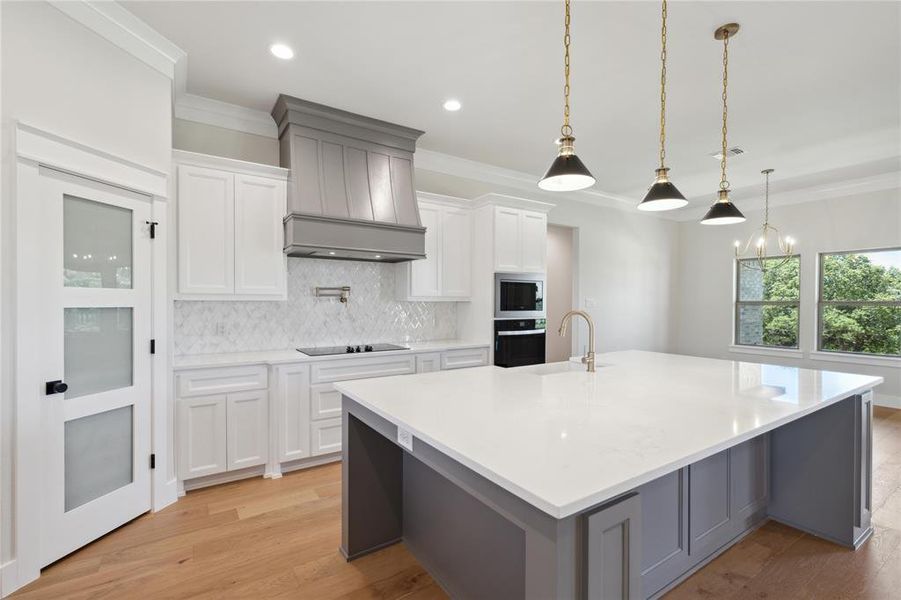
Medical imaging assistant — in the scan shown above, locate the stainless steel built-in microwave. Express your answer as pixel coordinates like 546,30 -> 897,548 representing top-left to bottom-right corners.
495,272 -> 546,319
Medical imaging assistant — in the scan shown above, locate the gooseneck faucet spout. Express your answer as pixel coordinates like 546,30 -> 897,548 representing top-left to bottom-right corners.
558,309 -> 596,372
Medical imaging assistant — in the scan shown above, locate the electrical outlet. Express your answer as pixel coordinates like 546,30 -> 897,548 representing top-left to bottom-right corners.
397,427 -> 414,452
216,322 -> 226,336
584,297 -> 597,309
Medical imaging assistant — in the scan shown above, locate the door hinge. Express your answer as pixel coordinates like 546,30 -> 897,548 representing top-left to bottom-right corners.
150,339 -> 156,354
150,453 -> 156,469
146,220 -> 159,239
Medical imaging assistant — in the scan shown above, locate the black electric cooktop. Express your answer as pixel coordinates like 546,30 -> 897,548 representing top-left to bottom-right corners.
296,343 -> 410,356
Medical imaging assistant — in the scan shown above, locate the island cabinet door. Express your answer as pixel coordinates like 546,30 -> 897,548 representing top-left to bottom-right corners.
688,449 -> 733,559
585,493 -> 642,600
638,469 -> 690,597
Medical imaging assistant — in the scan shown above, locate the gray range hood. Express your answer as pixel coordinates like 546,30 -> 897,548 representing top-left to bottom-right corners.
272,95 -> 426,262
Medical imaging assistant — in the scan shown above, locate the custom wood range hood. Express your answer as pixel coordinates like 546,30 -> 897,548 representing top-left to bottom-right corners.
272,95 -> 426,262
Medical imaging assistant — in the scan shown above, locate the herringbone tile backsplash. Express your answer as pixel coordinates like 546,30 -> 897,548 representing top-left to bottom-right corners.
174,258 -> 458,355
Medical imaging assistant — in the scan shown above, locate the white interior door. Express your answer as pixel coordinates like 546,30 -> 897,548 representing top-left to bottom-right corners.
38,169 -> 152,566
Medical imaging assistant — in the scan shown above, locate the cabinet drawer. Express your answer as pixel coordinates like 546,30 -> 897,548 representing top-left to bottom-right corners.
311,355 -> 415,384
441,347 -> 489,370
310,383 -> 343,421
416,352 -> 442,373
177,365 -> 268,398
311,418 -> 343,456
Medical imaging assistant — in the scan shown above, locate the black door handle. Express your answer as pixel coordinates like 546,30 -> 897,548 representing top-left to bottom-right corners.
45,380 -> 68,395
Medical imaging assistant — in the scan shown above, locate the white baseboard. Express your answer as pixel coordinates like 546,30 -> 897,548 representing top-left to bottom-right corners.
152,477 -> 179,512
1,559 -> 19,597
876,392 -> 901,409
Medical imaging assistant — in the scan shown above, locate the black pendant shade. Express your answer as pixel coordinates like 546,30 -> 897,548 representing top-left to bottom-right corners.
538,152 -> 596,192
638,169 -> 688,211
700,192 -> 746,225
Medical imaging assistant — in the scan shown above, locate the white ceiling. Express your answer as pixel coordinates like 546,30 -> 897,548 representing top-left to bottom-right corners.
125,1 -> 901,212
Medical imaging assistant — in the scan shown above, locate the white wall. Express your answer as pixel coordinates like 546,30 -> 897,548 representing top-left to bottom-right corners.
0,0 -> 172,576
173,118 -> 279,166
674,188 -> 901,404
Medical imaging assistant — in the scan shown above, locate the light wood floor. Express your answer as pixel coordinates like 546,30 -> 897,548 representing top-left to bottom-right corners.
13,407 -> 901,599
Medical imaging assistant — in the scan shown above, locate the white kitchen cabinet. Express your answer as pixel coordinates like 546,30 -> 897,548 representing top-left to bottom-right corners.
494,206 -> 522,272
416,352 -> 442,373
174,150 -> 288,300
409,202 -> 442,297
493,206 -> 546,273
397,194 -> 472,301
178,394 -> 228,480
177,165 -> 235,295
310,383 -> 343,421
275,363 -> 311,462
520,211 -> 548,272
226,390 -> 268,471
234,174 -> 287,296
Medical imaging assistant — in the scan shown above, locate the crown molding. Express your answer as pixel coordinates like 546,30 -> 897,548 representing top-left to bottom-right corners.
49,1 -> 186,81
175,94 -> 278,139
415,148 -> 635,212
670,169 -> 901,222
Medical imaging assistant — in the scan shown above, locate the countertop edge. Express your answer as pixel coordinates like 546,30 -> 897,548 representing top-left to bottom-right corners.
173,340 -> 491,371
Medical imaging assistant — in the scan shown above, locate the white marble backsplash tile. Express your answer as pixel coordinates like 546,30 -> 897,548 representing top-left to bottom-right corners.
174,258 -> 457,355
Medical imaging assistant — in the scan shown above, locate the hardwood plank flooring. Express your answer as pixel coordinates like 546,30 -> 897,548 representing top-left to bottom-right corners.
13,408 -> 901,599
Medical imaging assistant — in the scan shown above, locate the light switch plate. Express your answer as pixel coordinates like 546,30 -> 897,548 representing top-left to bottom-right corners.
397,427 -> 413,451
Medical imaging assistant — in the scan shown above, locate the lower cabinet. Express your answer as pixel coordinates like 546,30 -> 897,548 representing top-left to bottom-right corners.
178,345 -> 490,485
178,390 -> 268,480
637,435 -> 768,597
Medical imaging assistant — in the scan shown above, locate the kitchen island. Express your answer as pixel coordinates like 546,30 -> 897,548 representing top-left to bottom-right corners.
334,351 -> 883,600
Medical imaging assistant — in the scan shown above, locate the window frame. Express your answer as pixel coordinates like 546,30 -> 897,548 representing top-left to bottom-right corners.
733,254 -> 801,350
816,247 -> 901,359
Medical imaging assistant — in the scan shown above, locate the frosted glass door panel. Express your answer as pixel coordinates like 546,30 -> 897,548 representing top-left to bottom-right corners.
64,308 -> 133,399
64,195 -> 133,289
65,405 -> 134,511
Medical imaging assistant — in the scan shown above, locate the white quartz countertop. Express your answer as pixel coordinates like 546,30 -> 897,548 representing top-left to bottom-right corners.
335,350 -> 884,519
172,339 -> 490,370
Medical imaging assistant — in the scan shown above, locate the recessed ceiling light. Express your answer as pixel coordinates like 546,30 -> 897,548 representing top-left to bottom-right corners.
442,99 -> 462,112
269,43 -> 294,60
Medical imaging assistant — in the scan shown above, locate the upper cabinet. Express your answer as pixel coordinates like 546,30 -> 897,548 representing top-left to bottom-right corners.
493,206 -> 548,273
174,150 -> 289,300
396,194 -> 472,301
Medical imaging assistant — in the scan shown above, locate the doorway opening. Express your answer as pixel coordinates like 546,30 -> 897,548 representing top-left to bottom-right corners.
546,224 -> 578,362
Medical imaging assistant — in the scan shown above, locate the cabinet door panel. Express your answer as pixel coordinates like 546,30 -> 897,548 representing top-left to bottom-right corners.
441,347 -> 488,370
586,494 -> 642,600
277,364 -> 311,462
226,391 -> 268,471
177,165 -> 234,294
311,418 -> 343,456
519,211 -> 547,272
410,202 -> 441,297
178,395 -> 227,480
639,469 -> 690,596
310,382 -> 342,421
441,207 -> 471,297
731,436 -> 768,530
494,207 -> 521,271
689,450 -> 732,558
234,174 -> 286,296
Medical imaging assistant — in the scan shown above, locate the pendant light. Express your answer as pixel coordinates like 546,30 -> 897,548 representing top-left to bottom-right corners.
538,0 -> 596,192
638,0 -> 687,211
701,23 -> 746,225
734,169 -> 796,271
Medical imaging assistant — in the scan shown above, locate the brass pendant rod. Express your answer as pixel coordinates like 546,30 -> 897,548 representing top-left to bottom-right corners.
561,0 -> 573,137
658,0 -> 668,169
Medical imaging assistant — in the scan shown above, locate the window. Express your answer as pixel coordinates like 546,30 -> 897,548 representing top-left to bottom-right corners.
818,248 -> 901,357
735,256 -> 800,348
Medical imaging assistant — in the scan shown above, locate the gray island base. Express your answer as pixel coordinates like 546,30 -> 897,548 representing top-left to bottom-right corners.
341,392 -> 875,600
